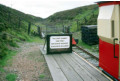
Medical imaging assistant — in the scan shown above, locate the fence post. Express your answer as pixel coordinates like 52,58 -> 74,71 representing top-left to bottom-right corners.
55,27 -> 57,33
46,26 -> 47,35
76,20 -> 79,31
38,26 -> 41,37
57,26 -> 58,33
28,22 -> 31,35
84,17 -> 87,24
68,26 -> 70,33
40,27 -> 42,38
63,25 -> 64,33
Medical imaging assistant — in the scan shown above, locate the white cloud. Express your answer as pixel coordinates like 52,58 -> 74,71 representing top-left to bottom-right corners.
0,0 -> 96,18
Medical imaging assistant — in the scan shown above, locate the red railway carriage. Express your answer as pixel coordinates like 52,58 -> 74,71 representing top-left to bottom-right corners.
97,1 -> 120,80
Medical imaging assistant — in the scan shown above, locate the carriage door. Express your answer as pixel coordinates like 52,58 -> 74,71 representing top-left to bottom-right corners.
98,4 -> 120,79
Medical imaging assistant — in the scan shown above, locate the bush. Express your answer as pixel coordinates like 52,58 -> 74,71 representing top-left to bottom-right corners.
0,23 -> 5,32
6,73 -> 17,81
9,40 -> 19,47
0,40 -> 8,58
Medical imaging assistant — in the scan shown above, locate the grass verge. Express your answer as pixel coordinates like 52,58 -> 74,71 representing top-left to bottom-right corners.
0,50 -> 17,67
78,40 -> 92,49
39,74 -> 45,78
78,39 -> 99,53
6,73 -> 17,81
0,50 -> 17,81
27,36 -> 44,44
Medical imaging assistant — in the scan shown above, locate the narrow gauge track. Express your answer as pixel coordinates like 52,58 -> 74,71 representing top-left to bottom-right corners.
72,45 -> 99,67
73,46 -> 120,81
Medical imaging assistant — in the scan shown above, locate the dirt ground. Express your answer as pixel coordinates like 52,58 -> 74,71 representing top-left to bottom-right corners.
2,42 -> 53,81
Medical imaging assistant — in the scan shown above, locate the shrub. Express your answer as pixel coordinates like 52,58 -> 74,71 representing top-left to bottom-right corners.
6,73 -> 17,81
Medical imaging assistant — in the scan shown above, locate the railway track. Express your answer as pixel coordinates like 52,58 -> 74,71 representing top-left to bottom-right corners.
72,45 -> 99,67
73,46 -> 120,81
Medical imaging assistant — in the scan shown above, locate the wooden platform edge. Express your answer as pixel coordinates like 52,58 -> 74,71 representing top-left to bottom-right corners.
40,45 -> 113,81
73,52 -> 113,81
40,45 -> 68,81
44,55 -> 68,81
40,45 -> 46,55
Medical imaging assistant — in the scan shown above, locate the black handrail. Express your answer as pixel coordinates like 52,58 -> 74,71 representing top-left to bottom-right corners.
113,38 -> 118,58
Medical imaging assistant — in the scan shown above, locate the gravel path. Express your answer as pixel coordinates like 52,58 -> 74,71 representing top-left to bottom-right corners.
4,42 -> 53,81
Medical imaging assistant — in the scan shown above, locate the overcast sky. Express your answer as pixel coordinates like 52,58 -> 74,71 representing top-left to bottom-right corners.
0,0 -> 98,18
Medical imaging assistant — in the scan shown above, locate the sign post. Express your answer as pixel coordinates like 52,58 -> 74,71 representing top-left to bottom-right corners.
47,34 -> 72,54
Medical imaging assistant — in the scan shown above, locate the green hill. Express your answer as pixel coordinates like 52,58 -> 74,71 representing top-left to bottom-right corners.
0,3 -> 99,58
0,4 -> 43,58
45,4 -> 98,32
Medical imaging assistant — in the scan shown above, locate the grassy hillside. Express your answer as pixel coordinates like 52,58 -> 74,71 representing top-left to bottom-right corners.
71,5 -> 98,32
44,4 -> 99,53
45,4 -> 98,31
0,3 -> 99,59
0,4 -> 43,59
0,3 -> 99,81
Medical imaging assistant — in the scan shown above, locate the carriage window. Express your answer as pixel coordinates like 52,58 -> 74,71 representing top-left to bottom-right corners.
98,5 -> 115,38
112,20 -> 114,37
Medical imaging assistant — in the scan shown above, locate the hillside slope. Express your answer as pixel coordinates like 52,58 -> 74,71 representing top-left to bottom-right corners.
0,3 -> 99,58
0,4 -> 42,58
48,4 -> 97,21
45,4 -> 98,31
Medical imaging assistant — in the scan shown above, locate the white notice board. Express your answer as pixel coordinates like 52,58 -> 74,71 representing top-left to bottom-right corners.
50,36 -> 70,49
